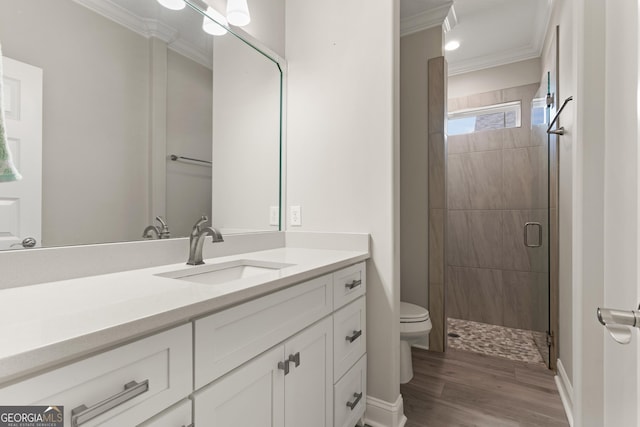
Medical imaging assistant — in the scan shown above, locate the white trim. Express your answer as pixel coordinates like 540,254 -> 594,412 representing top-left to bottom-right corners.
448,43 -> 541,76
400,2 -> 452,38
555,359 -> 574,426
364,394 -> 407,427
443,5 -> 458,34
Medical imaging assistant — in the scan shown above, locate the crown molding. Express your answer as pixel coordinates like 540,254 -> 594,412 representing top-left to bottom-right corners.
447,43 -> 541,76
73,0 -> 211,69
400,2 -> 453,37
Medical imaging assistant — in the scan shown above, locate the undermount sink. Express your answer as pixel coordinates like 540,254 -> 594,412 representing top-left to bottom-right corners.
156,259 -> 294,285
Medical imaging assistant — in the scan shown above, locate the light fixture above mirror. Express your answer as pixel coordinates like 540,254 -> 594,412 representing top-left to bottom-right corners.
157,0 -> 186,11
226,0 -> 250,26
158,0 -> 250,29
203,7 -> 228,35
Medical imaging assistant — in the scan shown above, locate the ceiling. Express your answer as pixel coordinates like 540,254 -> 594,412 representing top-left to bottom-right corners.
400,0 -> 553,75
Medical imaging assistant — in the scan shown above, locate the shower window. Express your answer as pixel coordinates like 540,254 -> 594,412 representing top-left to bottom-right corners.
448,101 -> 522,136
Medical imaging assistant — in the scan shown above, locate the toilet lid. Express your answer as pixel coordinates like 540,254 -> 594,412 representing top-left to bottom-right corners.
400,302 -> 430,322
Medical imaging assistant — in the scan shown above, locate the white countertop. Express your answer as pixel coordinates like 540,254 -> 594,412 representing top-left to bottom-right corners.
0,247 -> 368,386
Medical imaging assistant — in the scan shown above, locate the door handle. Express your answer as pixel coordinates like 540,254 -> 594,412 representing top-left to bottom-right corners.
523,222 -> 542,248
597,306 -> 640,344
10,237 -> 37,248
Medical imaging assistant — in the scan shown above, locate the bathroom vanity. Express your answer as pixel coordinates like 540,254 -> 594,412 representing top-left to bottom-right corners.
0,246 -> 368,427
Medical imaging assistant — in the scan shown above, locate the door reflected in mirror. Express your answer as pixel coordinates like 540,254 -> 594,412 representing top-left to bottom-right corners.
0,0 -> 282,251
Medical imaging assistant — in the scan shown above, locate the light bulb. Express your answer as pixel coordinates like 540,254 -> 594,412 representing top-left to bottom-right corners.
203,7 -> 228,36
157,0 -> 186,10
445,40 -> 460,51
226,0 -> 251,26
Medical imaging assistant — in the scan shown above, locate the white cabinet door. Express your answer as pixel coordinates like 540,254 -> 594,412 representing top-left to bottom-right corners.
284,317 -> 333,427
137,399 -> 191,427
193,345 -> 285,427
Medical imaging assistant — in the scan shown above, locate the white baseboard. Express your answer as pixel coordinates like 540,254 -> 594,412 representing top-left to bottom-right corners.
554,358 -> 574,427
364,394 -> 407,427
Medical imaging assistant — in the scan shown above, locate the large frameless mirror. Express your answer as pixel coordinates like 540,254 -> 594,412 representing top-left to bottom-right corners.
0,0 -> 282,251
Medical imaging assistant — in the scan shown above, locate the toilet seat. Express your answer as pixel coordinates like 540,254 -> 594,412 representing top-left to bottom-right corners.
400,302 -> 430,323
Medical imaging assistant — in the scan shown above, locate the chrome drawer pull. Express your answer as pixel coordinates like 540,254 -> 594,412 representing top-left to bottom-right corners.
345,330 -> 362,343
345,279 -> 362,290
346,392 -> 363,410
278,360 -> 290,375
288,352 -> 301,368
71,379 -> 149,427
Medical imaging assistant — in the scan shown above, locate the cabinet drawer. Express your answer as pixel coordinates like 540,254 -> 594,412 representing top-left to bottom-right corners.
334,355 -> 367,427
333,262 -> 366,310
333,296 -> 366,381
0,324 -> 192,427
195,274 -> 333,388
137,399 -> 191,427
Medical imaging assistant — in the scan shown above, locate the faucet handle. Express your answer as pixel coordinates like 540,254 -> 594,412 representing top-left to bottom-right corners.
192,215 -> 209,232
155,216 -> 171,239
155,216 -> 168,228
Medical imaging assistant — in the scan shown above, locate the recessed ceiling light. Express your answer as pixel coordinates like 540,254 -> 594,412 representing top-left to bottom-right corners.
445,40 -> 460,51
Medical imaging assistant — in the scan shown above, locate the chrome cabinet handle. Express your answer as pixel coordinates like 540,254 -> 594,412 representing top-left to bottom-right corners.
288,352 -> 301,368
346,392 -> 363,410
523,222 -> 543,248
71,379 -> 149,427
10,237 -> 36,248
345,330 -> 363,343
345,279 -> 362,290
278,360 -> 290,375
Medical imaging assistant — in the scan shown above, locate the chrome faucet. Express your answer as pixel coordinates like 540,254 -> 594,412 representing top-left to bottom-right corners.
143,216 -> 171,239
187,215 -> 224,265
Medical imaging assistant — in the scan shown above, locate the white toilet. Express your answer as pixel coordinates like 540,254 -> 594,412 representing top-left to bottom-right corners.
400,301 -> 432,384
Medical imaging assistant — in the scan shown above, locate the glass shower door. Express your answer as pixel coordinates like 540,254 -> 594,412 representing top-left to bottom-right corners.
528,73 -> 553,369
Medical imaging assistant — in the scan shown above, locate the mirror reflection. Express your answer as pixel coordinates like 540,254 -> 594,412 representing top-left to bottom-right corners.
0,0 -> 282,251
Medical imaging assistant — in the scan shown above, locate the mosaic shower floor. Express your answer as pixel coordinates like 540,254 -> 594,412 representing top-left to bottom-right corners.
447,318 -> 548,366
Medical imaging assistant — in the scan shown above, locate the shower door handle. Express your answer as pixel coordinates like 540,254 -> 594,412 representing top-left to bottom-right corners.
523,222 -> 543,248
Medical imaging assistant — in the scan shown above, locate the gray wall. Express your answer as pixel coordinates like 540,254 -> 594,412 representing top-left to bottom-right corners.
399,27 -> 443,313
446,83 -> 549,332
166,49 -> 213,237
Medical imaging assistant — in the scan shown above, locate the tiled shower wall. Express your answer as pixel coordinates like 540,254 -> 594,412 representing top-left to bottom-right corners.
446,83 -> 549,332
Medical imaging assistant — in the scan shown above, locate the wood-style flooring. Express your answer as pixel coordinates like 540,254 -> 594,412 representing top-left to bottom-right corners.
400,348 -> 570,427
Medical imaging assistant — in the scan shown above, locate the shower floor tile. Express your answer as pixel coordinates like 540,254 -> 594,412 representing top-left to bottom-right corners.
447,318 -> 546,366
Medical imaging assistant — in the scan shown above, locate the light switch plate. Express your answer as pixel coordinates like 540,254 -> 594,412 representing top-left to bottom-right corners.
290,205 -> 301,226
269,206 -> 279,226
